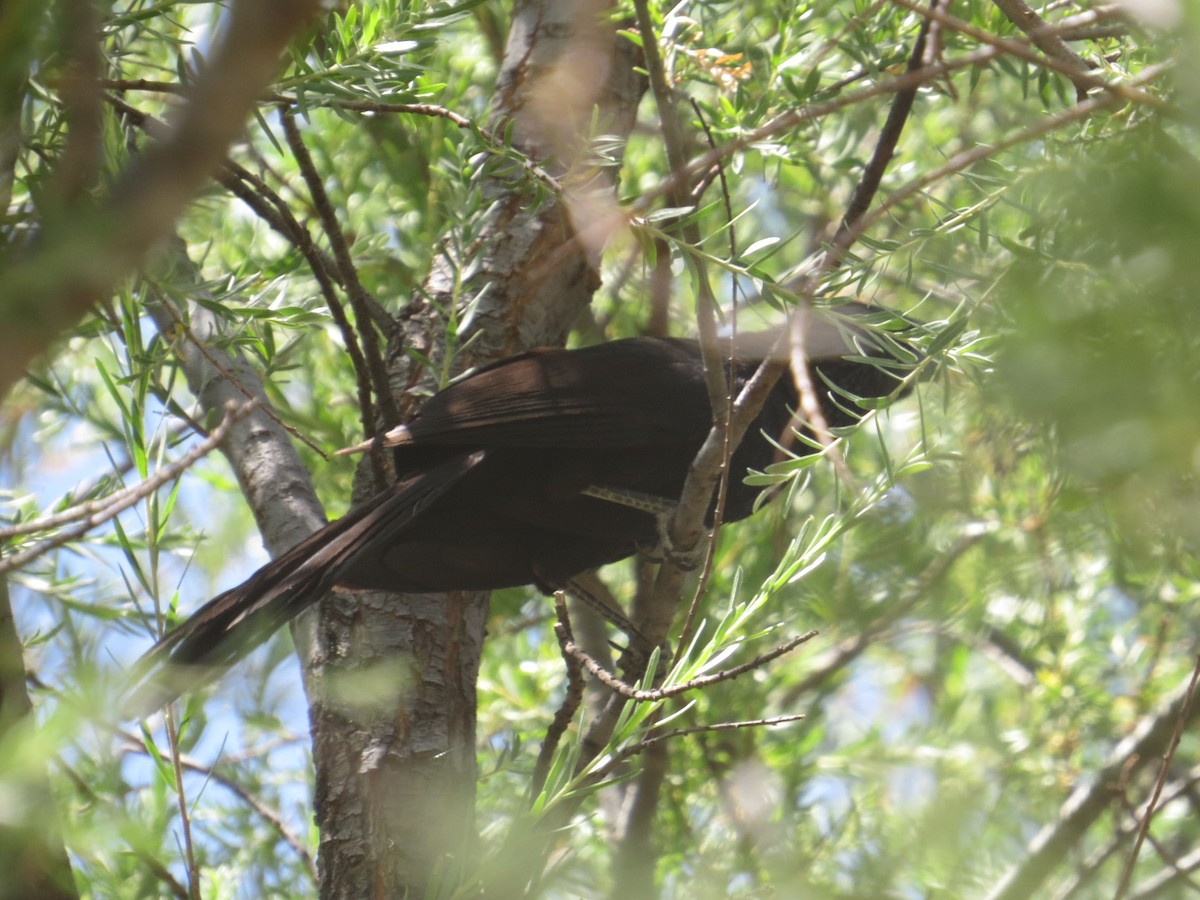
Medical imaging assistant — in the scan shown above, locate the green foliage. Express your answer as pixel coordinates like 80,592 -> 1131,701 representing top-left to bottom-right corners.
1,0 -> 1193,897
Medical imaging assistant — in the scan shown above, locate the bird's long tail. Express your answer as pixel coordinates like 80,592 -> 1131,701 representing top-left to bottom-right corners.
125,452 -> 481,716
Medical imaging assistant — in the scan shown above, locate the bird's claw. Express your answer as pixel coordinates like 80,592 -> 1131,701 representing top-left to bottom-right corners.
640,509 -> 706,571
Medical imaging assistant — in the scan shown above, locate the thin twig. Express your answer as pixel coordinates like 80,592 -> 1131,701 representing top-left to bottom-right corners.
278,108 -> 393,420
103,80 -> 475,128
985,670 -> 1200,900
787,309 -> 852,484
531,594 -> 588,798
831,0 -> 940,261
587,714 -> 806,784
566,629 -> 820,702
1115,654 -> 1200,899
279,110 -> 389,485
153,282 -> 327,457
101,80 -> 565,193
0,401 -> 256,575
990,0 -> 1095,101
624,352 -> 789,677
117,733 -> 318,882
630,0 -> 732,477
1053,766 -> 1200,898
1112,786 -> 1200,897
888,0 -> 1156,106
636,23 -> 1163,219
601,2 -> 747,749
218,160 -> 337,285
678,98 -> 741,650
833,61 -> 1171,264
160,704 -> 202,900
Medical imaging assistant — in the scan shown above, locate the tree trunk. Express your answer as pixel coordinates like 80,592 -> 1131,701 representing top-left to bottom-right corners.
307,2 -> 645,896
0,578 -> 78,900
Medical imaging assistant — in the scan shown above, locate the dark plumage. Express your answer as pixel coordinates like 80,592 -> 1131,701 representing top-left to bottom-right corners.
130,313 -> 911,709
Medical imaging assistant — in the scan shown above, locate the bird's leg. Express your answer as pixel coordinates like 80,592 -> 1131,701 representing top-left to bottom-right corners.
580,484 -> 676,517
563,575 -> 653,653
534,561 -> 651,651
580,485 -> 706,571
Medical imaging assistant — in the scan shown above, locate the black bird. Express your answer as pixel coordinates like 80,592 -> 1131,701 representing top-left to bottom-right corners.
131,313 -> 911,706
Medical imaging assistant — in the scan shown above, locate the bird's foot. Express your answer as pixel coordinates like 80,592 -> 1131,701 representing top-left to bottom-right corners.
580,484 -> 705,571
639,509 -> 707,571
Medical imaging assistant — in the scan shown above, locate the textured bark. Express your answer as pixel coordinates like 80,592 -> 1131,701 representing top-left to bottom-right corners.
307,2 -> 646,897
146,257 -> 328,702
0,578 -> 78,900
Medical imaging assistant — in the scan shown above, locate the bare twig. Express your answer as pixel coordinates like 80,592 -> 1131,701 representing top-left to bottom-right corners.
1113,786 -> 1200,897
787,309 -> 852,484
985,670 -> 1200,900
0,401 -> 256,575
887,0 -> 1154,106
636,22 -> 1163,219
1126,852 -> 1200,898
588,714 -> 806,784
829,0 -> 940,263
833,61 -> 1171,264
675,0 -> 942,684
117,732 -> 318,882
590,4 -> 750,769
531,594 -> 589,798
565,629 -> 819,702
630,0 -> 733,458
103,80 -> 475,129
280,110 -> 391,483
739,5 -> 937,582
990,0 -> 1095,101
678,98 -> 741,648
635,353 -> 790,647
1115,654 -> 1200,899
1054,765 -> 1200,898
102,80 -> 567,197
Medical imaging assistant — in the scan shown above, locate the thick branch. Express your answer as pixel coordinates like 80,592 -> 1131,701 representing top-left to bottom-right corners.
0,0 -> 320,399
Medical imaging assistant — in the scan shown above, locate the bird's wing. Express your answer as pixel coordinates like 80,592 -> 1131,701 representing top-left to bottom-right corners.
403,339 -> 715,449
387,318 -> 905,452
